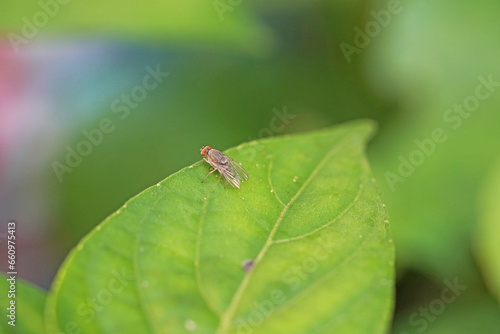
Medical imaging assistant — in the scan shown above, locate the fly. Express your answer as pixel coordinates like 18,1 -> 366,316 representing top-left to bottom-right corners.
200,146 -> 248,188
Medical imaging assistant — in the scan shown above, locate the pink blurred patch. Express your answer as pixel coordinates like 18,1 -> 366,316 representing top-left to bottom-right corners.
0,38 -> 31,184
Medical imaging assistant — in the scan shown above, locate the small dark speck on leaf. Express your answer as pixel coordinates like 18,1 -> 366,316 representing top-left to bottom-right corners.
241,259 -> 255,273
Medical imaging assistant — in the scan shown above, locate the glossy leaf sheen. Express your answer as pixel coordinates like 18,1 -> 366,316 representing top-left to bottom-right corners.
46,120 -> 394,333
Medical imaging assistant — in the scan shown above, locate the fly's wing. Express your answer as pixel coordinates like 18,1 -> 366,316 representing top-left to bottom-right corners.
229,158 -> 249,181
218,163 -> 242,188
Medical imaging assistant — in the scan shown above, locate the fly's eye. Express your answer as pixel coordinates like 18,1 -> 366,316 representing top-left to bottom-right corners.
200,146 -> 211,156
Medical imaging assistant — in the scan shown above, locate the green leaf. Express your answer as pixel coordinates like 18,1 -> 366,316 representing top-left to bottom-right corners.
0,274 -> 46,334
45,120 -> 394,333
475,155 -> 500,301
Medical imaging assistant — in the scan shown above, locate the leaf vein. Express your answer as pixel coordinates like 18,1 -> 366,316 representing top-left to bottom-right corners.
272,183 -> 364,244
267,158 -> 286,207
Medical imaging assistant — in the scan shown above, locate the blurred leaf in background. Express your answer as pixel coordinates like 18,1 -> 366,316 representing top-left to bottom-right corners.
361,0 -> 500,330
0,274 -> 46,334
475,155 -> 500,303
392,289 -> 500,334
365,0 -> 500,279
1,0 -> 272,54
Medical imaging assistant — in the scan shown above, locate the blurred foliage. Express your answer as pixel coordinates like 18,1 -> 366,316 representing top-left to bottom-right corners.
475,155 -> 500,302
367,0 -> 500,279
0,274 -> 46,334
1,0 -> 271,54
392,290 -> 500,334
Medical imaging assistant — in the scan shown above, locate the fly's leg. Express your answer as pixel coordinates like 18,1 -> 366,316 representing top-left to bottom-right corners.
194,158 -> 211,167
201,168 -> 217,183
194,157 -> 210,167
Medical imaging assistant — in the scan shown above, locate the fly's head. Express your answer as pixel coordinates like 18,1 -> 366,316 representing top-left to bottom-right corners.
200,146 -> 212,157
